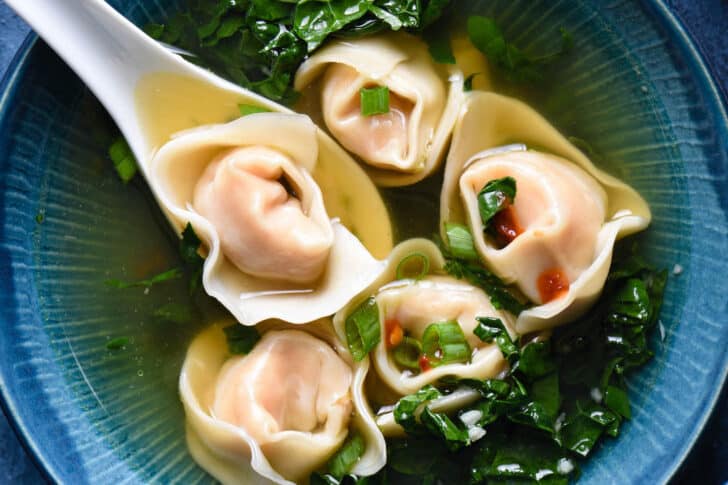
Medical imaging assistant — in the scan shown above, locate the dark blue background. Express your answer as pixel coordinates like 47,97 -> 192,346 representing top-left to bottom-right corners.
0,0 -> 725,483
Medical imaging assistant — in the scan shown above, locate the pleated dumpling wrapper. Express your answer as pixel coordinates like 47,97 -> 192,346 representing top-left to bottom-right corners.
180,320 -> 386,484
440,92 -> 651,334
294,32 -> 468,187
333,239 -> 514,435
150,112 -> 389,325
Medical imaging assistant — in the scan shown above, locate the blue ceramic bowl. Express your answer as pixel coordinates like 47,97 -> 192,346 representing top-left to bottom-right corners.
0,1 -> 726,483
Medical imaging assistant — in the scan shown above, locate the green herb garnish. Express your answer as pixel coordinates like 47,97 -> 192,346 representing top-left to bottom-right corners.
108,136 -> 138,184
424,28 -> 455,64
345,297 -> 381,362
106,337 -> 130,350
146,1 -> 452,105
420,407 -> 470,451
369,245 -> 666,483
223,324 -> 260,355
104,267 -> 183,289
474,316 -> 519,365
327,433 -> 365,479
477,176 -> 517,229
467,16 -> 573,83
360,86 -> 390,116
152,302 -> 194,324
440,224 -> 527,314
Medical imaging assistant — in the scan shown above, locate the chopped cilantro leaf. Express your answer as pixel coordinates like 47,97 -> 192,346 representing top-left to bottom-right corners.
104,267 -> 183,289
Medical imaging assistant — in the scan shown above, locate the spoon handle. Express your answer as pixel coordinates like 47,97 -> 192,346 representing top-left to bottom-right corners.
5,0 -> 190,159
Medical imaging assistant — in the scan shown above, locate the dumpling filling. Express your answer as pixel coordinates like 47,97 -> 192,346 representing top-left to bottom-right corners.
193,146 -> 333,284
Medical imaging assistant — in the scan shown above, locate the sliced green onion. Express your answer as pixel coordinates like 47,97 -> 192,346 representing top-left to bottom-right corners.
396,252 -> 430,280
345,297 -> 381,362
104,267 -> 183,289
393,337 -> 423,370
360,86 -> 390,116
152,302 -> 194,324
108,136 -> 138,184
223,324 -> 260,355
238,104 -> 271,116
106,337 -> 129,350
477,176 -> 517,228
422,321 -> 471,367
327,432 -> 365,479
444,223 -> 479,261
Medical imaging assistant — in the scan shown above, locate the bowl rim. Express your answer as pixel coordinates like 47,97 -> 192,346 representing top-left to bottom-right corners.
0,1 -> 726,482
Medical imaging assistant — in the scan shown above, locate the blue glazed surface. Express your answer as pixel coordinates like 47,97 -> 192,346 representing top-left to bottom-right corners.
0,0 -> 726,484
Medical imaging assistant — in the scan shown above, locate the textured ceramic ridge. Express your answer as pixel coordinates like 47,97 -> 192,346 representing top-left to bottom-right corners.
0,1 -> 726,484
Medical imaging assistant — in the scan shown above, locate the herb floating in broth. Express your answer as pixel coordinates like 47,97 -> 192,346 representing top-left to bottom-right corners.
105,336 -> 130,351
104,267 -> 183,290
144,0 -> 453,104
467,16 -> 573,83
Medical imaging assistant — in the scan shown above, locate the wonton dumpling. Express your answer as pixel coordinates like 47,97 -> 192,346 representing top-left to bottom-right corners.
295,33 -> 466,186
193,146 -> 332,283
150,113 -> 387,325
334,240 -> 512,398
180,321 -> 386,485
441,92 -> 651,333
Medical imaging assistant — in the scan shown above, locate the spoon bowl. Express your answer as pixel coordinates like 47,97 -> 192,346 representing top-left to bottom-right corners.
5,0 -> 281,169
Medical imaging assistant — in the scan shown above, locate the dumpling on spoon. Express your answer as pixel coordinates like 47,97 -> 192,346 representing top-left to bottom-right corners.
193,145 -> 331,284
180,320 -> 386,484
440,92 -> 651,334
150,113 -> 387,325
295,32 -> 468,187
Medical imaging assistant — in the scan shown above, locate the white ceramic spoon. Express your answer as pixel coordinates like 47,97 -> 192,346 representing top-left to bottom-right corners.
4,0 -> 283,172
